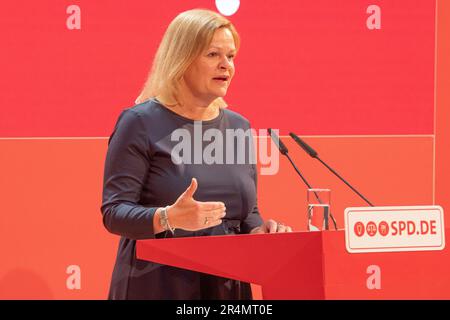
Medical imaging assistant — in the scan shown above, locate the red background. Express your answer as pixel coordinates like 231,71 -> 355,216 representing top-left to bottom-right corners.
0,0 -> 448,299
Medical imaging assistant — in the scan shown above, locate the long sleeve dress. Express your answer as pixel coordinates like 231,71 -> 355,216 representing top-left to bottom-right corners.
101,98 -> 263,299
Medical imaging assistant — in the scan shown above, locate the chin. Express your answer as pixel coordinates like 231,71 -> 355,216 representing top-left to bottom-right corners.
213,89 -> 228,98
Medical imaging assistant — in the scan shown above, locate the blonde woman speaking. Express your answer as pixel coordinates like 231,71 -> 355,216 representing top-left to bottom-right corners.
101,8 -> 292,300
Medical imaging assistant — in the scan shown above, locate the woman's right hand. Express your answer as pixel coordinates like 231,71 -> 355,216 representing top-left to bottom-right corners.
167,178 -> 226,231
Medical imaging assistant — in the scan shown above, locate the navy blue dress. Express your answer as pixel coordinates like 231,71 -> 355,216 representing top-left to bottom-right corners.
101,99 -> 263,299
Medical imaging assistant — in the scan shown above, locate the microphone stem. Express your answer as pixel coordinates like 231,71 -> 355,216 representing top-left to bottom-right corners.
286,153 -> 312,189
285,153 -> 338,230
317,157 -> 374,207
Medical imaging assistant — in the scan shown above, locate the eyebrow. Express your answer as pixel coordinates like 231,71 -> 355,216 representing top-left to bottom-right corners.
208,46 -> 237,53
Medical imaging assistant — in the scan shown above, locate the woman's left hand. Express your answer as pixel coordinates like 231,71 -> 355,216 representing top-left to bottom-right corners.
250,219 -> 293,234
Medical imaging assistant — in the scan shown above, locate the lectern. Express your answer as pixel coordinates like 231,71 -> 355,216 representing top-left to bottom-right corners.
136,230 -> 450,299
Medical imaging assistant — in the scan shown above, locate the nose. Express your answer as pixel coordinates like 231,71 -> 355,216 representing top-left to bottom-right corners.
219,55 -> 232,70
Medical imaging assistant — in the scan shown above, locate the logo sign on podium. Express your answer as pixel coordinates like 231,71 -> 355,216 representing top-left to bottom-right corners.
344,206 -> 445,253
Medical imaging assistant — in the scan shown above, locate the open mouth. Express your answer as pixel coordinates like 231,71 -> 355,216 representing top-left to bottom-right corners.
212,76 -> 229,82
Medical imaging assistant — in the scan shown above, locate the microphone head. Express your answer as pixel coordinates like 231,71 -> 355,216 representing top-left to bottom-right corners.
289,132 -> 318,158
268,128 -> 288,155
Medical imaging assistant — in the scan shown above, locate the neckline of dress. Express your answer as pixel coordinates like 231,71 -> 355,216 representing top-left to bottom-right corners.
152,98 -> 224,125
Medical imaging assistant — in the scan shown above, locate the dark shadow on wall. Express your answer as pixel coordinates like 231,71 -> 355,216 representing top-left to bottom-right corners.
0,268 -> 54,299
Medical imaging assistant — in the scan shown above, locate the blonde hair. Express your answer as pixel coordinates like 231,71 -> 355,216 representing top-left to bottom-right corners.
135,9 -> 240,108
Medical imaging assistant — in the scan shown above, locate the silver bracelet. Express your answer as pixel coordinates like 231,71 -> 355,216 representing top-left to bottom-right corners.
160,206 -> 175,234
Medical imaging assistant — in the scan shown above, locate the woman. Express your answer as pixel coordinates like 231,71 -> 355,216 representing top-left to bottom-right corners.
101,8 -> 292,300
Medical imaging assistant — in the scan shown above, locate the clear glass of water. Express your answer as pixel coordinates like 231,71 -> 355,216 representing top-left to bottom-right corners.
307,189 -> 331,231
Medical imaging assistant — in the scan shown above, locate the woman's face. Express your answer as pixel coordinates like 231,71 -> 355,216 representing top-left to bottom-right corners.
182,27 -> 237,105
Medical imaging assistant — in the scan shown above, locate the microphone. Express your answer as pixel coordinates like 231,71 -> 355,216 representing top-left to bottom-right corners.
289,132 -> 374,207
268,128 -> 310,188
267,129 -> 338,230
268,128 -> 288,155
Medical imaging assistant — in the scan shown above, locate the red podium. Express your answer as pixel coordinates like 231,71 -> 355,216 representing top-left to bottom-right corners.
136,230 -> 450,299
